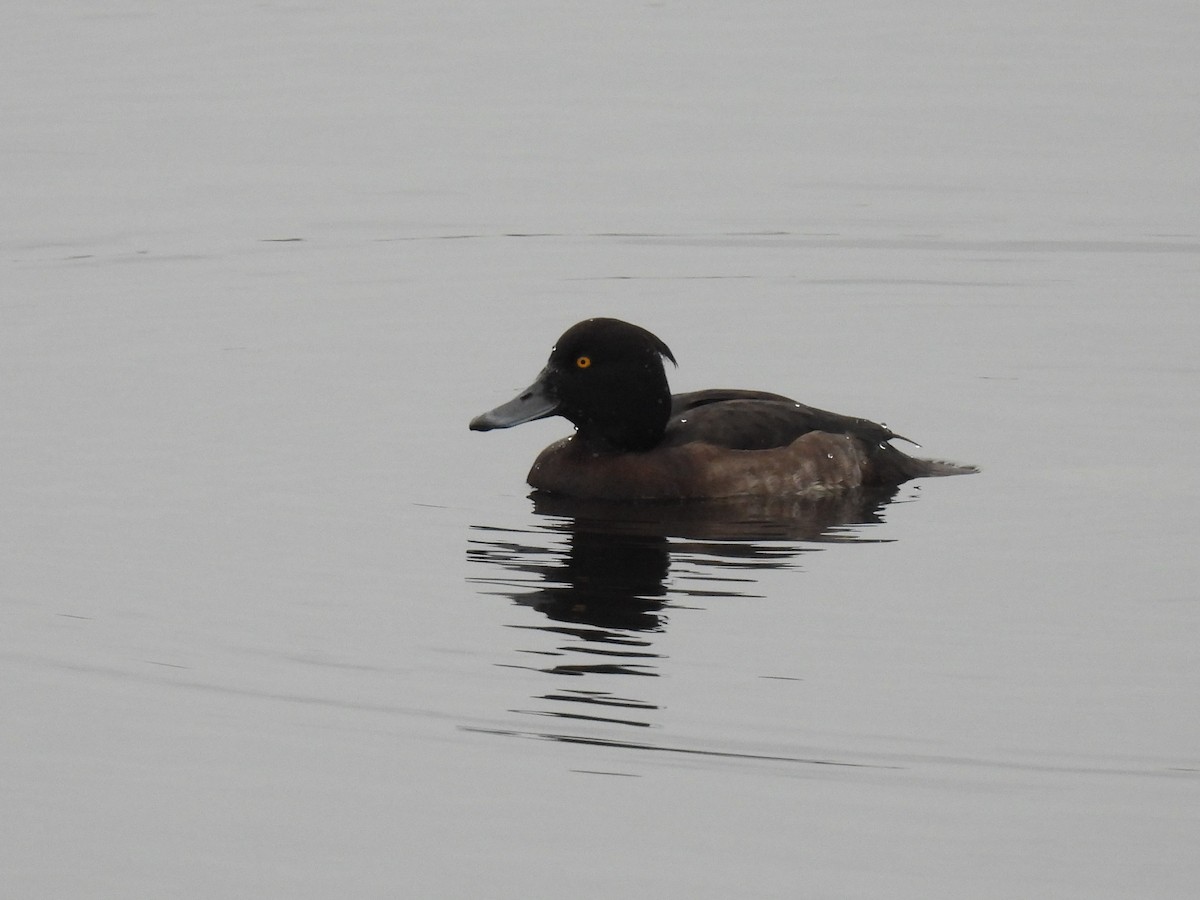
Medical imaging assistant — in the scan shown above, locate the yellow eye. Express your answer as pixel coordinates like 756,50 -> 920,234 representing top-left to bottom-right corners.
575,355 -> 592,369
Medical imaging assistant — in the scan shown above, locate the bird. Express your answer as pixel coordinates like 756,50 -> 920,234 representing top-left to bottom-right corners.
470,317 -> 975,500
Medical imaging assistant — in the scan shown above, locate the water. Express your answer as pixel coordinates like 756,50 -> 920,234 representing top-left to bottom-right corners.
4,3 -> 1199,898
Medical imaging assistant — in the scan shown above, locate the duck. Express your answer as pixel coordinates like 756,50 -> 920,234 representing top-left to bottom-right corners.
469,317 -> 975,500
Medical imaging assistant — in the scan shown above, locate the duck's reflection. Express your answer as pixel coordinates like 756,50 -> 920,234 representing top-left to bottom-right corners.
509,524 -> 671,633
467,486 -> 901,733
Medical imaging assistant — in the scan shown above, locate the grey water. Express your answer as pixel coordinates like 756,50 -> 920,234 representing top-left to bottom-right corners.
4,3 -> 1199,898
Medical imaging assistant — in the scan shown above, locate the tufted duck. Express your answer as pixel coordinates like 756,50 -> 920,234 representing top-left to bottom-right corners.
470,318 -> 975,500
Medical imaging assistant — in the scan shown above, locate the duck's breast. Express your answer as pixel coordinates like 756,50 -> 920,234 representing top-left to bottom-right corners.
527,432 -> 872,500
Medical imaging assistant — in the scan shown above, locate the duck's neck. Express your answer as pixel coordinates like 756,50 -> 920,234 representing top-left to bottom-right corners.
575,380 -> 671,454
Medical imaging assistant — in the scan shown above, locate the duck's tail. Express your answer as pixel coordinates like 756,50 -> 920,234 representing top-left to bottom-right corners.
869,441 -> 978,484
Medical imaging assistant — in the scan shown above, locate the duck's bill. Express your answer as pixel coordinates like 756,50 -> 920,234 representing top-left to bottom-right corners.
469,373 -> 559,431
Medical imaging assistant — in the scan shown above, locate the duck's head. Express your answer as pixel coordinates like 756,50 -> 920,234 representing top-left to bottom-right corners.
469,317 -> 677,452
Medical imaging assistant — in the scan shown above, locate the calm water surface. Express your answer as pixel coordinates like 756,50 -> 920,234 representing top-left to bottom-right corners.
4,2 -> 1199,898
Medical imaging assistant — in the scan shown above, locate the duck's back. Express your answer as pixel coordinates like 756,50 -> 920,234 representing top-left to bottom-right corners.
662,389 -> 974,484
664,390 -> 899,451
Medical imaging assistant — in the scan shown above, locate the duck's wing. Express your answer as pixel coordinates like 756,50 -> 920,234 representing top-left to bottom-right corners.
665,389 -> 904,451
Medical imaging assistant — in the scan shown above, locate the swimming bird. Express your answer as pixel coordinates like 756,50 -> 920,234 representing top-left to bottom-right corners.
470,317 -> 975,500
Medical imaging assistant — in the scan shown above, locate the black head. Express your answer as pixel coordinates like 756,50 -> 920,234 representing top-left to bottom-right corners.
545,318 -> 677,451
469,318 -> 677,452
